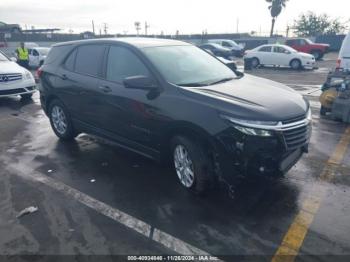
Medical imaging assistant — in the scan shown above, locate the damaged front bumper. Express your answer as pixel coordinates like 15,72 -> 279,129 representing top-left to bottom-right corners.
214,118 -> 312,182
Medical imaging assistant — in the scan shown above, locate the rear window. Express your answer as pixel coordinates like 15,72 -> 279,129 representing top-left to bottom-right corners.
64,49 -> 77,71
75,45 -> 106,77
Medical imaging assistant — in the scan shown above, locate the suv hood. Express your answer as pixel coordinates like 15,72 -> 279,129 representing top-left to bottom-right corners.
0,61 -> 26,74
179,74 -> 308,121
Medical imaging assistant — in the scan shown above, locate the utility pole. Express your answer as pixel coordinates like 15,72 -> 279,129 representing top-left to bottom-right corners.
236,18 -> 239,34
103,23 -> 108,35
134,22 -> 141,36
92,20 -> 95,34
145,21 -> 150,36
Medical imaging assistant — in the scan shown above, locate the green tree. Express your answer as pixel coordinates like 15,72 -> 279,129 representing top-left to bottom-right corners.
293,12 -> 348,36
266,0 -> 289,37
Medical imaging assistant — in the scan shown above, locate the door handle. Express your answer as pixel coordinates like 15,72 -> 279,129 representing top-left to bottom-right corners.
98,85 -> 112,93
60,74 -> 68,80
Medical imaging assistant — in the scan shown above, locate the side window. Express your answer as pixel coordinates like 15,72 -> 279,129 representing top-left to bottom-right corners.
64,49 -> 77,71
222,41 -> 230,47
298,39 -> 306,45
33,49 -> 39,56
286,40 -> 293,46
106,46 -> 150,83
274,46 -> 286,53
75,45 -> 106,77
258,46 -> 272,52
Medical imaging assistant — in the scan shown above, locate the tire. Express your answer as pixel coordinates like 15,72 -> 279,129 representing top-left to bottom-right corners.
311,50 -> 322,60
20,93 -> 33,100
171,136 -> 213,194
48,99 -> 77,141
290,59 -> 302,70
320,106 -> 328,116
251,57 -> 260,68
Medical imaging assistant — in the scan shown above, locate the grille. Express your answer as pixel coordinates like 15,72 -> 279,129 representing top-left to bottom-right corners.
282,115 -> 306,125
0,73 -> 22,83
0,88 -> 26,95
283,124 -> 310,150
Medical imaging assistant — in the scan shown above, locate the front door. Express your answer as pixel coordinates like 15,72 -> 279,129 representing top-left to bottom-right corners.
96,45 -> 158,149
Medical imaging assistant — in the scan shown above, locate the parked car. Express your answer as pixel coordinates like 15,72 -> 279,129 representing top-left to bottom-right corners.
208,39 -> 245,57
336,31 -> 350,71
201,48 -> 238,72
39,38 -> 311,194
0,21 -> 21,33
199,43 -> 233,60
28,47 -> 50,68
285,38 -> 330,60
244,44 -> 316,70
0,50 -> 36,100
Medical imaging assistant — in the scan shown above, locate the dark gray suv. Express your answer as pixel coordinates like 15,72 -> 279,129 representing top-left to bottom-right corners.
39,38 -> 312,194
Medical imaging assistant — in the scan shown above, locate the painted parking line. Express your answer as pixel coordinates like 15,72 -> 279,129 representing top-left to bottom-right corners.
7,162 -> 215,257
271,127 -> 350,262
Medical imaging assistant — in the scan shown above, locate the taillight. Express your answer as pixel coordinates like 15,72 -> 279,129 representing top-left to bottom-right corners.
35,67 -> 43,83
336,59 -> 341,69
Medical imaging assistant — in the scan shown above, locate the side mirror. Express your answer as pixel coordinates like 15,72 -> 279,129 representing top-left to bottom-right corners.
10,57 -> 17,62
123,75 -> 158,90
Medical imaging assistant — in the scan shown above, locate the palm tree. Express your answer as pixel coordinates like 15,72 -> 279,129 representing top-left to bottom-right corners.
266,0 -> 289,36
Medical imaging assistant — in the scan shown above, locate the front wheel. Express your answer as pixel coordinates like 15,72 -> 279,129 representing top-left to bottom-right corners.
49,99 -> 77,140
311,50 -> 322,60
290,59 -> 302,70
171,136 -> 213,194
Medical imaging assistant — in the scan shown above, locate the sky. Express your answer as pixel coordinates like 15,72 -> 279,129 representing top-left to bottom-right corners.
0,0 -> 349,35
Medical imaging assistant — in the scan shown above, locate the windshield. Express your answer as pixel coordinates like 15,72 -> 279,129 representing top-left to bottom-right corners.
305,39 -> 313,44
36,48 -> 50,56
283,45 -> 298,53
0,52 -> 9,62
142,45 -> 236,86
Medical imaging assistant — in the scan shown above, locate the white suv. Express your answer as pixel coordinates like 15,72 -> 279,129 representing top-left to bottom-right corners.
0,51 -> 36,99
28,47 -> 50,68
337,31 -> 350,71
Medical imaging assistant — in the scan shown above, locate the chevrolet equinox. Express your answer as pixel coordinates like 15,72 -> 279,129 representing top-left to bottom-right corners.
39,38 -> 312,194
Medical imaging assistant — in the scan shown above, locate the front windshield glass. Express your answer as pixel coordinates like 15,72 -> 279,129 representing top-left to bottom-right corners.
283,45 -> 298,53
37,48 -> 50,56
305,39 -> 313,44
0,52 -> 9,62
142,45 -> 236,86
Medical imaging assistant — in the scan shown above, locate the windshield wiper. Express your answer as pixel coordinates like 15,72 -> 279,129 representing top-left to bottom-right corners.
177,82 -> 209,87
208,77 -> 235,85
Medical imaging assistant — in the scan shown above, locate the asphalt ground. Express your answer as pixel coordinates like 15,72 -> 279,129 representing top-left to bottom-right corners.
0,52 -> 349,262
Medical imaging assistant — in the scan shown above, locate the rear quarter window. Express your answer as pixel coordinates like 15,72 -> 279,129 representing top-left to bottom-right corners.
44,45 -> 74,65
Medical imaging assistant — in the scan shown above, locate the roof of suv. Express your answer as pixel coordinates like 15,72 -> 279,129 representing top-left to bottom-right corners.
53,37 -> 191,48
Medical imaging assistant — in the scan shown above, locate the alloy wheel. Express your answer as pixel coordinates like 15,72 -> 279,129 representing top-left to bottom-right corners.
51,105 -> 67,135
174,145 -> 195,188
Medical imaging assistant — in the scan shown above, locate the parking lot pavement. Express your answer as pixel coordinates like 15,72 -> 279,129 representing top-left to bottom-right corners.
0,53 -> 350,261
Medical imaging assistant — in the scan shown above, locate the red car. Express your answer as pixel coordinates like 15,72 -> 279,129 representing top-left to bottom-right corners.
285,38 -> 330,60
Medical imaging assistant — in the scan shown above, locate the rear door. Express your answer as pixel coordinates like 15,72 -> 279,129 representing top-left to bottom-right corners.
54,44 -> 106,125
256,46 -> 273,65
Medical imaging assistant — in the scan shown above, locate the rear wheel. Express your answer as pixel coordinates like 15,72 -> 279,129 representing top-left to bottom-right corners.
290,59 -> 302,70
171,136 -> 213,194
251,57 -> 260,68
48,99 -> 77,140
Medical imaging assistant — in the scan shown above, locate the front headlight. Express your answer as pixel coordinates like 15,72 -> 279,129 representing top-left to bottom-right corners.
307,107 -> 312,122
24,71 -> 33,80
221,115 -> 276,137
233,125 -> 273,137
